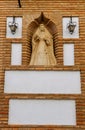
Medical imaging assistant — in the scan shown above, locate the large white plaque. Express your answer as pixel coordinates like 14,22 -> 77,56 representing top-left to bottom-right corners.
4,71 -> 81,94
9,99 -> 76,125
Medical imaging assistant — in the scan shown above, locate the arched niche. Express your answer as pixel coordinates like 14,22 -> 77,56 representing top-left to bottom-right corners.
27,12 -> 58,65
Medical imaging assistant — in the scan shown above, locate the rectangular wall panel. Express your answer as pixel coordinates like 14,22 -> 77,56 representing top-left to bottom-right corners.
6,17 -> 22,38
63,17 -> 79,38
11,44 -> 22,65
4,71 -> 81,94
8,100 -> 76,125
63,44 -> 74,65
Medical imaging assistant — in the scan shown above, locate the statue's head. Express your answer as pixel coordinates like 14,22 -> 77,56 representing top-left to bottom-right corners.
39,24 -> 45,32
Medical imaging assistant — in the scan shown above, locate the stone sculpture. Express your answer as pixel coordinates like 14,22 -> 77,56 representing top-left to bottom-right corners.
29,24 -> 56,65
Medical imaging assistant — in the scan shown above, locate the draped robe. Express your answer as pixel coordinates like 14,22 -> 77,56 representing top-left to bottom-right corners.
29,24 -> 56,65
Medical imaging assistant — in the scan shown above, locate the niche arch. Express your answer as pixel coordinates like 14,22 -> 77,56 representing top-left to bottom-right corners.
27,12 -> 58,65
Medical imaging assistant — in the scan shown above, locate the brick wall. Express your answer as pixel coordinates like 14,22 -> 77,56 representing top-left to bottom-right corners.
0,0 -> 85,129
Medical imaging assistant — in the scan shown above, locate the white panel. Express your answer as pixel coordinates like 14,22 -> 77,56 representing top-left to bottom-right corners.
6,17 -> 22,38
63,17 -> 79,38
9,99 -> 76,125
4,71 -> 81,94
63,44 -> 74,65
11,44 -> 22,65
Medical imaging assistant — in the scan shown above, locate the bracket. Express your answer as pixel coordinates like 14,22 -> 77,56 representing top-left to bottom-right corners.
18,0 -> 21,8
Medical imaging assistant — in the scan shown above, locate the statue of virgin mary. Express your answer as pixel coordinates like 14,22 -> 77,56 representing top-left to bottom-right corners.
29,24 -> 56,65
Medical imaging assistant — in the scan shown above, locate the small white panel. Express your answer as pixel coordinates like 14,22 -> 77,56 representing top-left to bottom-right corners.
11,44 -> 22,65
6,17 -> 22,38
63,17 -> 79,38
4,71 -> 81,94
63,44 -> 74,65
9,100 -> 76,125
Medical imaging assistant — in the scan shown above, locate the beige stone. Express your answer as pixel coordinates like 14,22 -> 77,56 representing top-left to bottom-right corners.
29,24 -> 56,65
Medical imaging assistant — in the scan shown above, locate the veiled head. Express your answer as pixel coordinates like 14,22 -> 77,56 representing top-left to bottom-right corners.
39,24 -> 45,32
